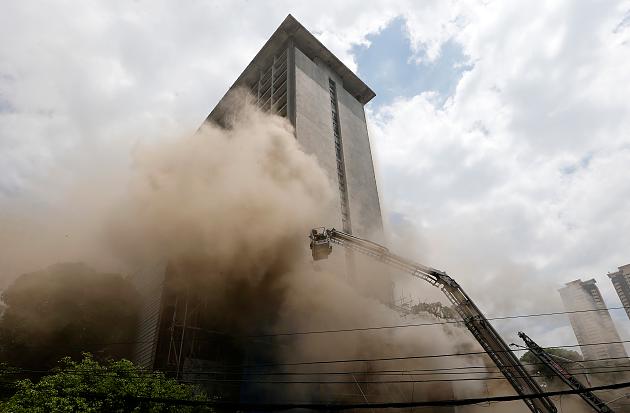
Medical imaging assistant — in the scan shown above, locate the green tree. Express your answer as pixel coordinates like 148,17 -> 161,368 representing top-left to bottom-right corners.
410,301 -> 457,320
0,362 -> 20,400
520,347 -> 584,386
0,354 -> 211,412
0,262 -> 139,369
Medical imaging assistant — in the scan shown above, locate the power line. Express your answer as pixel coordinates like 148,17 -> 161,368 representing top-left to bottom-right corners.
0,365 -> 623,381
5,358 -> 630,379
5,339 -> 630,372
172,363 -> 630,378
210,355 -> 630,375
223,339 -> 630,368
175,368 -> 630,384
11,379 -> 630,410
3,365 -> 630,385
6,305 -> 630,351
170,354 -> 630,376
249,305 -> 630,338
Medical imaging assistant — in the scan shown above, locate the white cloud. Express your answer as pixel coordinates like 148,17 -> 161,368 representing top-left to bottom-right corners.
370,0 -> 630,345
0,0 -> 402,200
1,0 -> 629,350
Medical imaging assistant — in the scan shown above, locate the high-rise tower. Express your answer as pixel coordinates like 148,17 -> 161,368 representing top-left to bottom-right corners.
608,264 -> 630,320
208,14 -> 383,241
558,278 -> 627,363
132,14 -> 385,380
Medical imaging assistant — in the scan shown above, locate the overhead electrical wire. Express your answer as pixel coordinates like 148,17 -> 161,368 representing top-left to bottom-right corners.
216,339 -> 630,369
4,351 -> 630,385
7,305 -> 630,351
3,366 -> 630,385
1,380 -> 629,410
159,353 -> 630,376
4,358 -> 629,380
174,368 -> 630,384
249,305 -> 630,338
5,339 -> 630,373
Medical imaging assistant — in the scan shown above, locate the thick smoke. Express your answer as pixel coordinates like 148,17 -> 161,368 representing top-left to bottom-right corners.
103,95 -> 492,405
108,98 -> 331,275
2,94 -> 500,407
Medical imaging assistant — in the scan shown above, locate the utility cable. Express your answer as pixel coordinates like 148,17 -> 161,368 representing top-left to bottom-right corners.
249,305 -> 630,338
219,339 -> 630,368
5,339 -> 630,372
6,305 -> 630,350
5,359 -> 629,378
3,366 -> 630,385
11,379 -> 630,410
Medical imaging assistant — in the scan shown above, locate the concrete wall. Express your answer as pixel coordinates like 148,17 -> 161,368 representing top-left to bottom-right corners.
294,46 -> 389,300
135,23 -> 389,375
337,79 -> 384,241
293,46 -> 383,240
131,263 -> 167,369
294,47 -> 343,231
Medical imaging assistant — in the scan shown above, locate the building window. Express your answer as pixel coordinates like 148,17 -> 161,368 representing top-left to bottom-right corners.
250,48 -> 288,118
329,78 -> 351,233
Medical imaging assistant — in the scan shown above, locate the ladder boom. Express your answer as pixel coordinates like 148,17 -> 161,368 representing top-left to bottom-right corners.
309,227 -> 557,413
519,331 -> 613,413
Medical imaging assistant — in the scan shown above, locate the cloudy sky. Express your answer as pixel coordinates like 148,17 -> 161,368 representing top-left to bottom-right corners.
1,0 -> 630,349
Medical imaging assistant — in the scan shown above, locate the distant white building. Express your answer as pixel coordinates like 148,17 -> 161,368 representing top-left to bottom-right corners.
558,278 -> 627,363
608,264 -> 630,320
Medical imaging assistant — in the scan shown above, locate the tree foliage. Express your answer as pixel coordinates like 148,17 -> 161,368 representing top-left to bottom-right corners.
520,347 -> 583,386
0,262 -> 139,369
410,301 -> 457,320
0,362 -> 20,400
1,354 -> 210,412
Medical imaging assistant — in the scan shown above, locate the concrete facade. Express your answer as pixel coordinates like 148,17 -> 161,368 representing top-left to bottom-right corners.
131,263 -> 166,369
134,14 -> 387,373
208,14 -> 384,241
293,47 -> 383,239
337,80 -> 383,240
558,279 -> 627,363
206,14 -> 388,298
293,48 -> 345,230
608,264 -> 630,320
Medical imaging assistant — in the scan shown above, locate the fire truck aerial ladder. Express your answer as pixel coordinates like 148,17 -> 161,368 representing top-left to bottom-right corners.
518,331 -> 614,413
309,227 -> 557,413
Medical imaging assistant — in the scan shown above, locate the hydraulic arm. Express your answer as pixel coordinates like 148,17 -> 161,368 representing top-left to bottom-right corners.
309,227 -> 557,413
518,331 -> 613,413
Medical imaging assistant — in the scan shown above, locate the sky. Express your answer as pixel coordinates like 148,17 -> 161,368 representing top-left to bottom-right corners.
1,0 -> 630,351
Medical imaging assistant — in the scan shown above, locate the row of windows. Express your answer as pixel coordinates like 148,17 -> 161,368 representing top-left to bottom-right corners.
610,277 -> 630,320
250,48 -> 289,118
329,79 -> 351,233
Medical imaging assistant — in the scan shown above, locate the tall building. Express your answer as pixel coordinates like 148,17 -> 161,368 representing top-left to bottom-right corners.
558,279 -> 627,363
206,13 -> 390,302
207,14 -> 383,242
608,264 -> 630,320
131,15 -> 388,402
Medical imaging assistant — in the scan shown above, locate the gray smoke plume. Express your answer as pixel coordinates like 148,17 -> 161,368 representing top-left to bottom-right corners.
103,96 -> 491,405
1,94 -> 501,407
